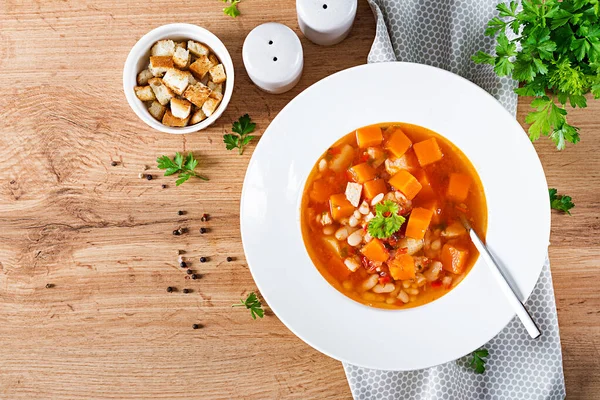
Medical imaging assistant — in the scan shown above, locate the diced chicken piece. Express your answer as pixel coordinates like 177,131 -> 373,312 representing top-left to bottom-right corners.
345,182 -> 363,207
385,154 -> 413,175
367,147 -> 386,167
320,211 -> 333,226
441,221 -> 467,238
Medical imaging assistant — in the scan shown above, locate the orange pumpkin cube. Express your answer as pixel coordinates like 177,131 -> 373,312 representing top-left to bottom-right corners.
413,138 -> 443,166
348,162 -> 376,184
363,179 -> 388,201
356,126 -> 383,148
405,207 -> 434,240
388,254 -> 416,281
329,193 -> 355,221
413,169 -> 435,200
420,198 -> 441,223
385,128 -> 412,158
441,244 -> 470,274
447,173 -> 471,202
388,170 -> 422,200
360,238 -> 389,262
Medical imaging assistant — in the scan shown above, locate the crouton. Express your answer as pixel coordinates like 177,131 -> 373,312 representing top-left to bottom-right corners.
208,64 -> 226,84
151,40 -> 176,56
176,41 -> 187,49
162,109 -> 190,127
183,83 -> 211,107
190,108 -> 207,124
149,56 -> 174,77
207,81 -> 223,94
183,71 -> 197,86
148,100 -> 166,121
170,98 -> 192,119
187,40 -> 209,57
148,78 -> 174,105
345,182 -> 363,207
137,69 -> 154,85
173,47 -> 190,70
162,68 -> 189,96
201,96 -> 221,117
134,86 -> 156,101
189,56 -> 212,79
209,54 -> 219,67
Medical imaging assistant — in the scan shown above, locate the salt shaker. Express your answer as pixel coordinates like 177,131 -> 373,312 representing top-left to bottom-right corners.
242,23 -> 304,94
296,0 -> 357,46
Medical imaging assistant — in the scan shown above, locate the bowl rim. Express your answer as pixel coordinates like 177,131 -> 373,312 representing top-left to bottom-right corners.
122,23 -> 234,134
240,61 -> 550,371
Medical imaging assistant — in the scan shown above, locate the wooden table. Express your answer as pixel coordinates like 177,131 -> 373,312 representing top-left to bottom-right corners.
1,1 -> 598,398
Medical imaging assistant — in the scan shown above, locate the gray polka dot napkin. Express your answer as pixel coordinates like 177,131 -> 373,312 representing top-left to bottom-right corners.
342,1 -> 566,399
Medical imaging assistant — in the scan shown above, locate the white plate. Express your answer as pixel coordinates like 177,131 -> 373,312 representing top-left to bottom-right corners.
240,62 -> 550,371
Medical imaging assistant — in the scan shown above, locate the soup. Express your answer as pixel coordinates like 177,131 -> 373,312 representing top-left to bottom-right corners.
301,123 -> 487,309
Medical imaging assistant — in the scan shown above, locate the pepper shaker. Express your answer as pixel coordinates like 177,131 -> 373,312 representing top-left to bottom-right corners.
242,23 -> 304,94
296,0 -> 357,46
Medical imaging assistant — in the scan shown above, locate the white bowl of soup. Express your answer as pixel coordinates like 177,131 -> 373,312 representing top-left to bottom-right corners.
240,62 -> 550,370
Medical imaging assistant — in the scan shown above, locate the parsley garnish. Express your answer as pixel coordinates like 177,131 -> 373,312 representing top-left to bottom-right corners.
549,188 -> 575,215
232,292 -> 264,320
470,348 -> 489,374
156,152 -> 208,186
473,0 -> 600,150
223,0 -> 240,18
224,114 -> 256,155
367,200 -> 406,239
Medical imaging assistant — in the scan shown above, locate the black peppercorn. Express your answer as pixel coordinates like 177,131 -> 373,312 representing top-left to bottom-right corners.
226,257 -> 233,262
180,261 -> 187,268
192,324 -> 200,329
110,161 -> 118,166
173,229 -> 180,236
146,174 -> 153,180
183,289 -> 190,294
191,274 -> 198,280
167,286 -> 174,292
161,184 -> 167,189
200,257 -> 207,263
186,269 -> 193,275
200,227 -> 207,234
178,210 -> 184,215
45,283 -> 54,289
201,213 -> 209,222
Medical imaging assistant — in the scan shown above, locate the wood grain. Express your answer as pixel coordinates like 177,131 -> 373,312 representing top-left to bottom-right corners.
0,1 -> 598,398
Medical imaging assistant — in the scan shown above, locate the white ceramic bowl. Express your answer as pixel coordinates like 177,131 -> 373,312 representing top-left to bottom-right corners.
123,23 -> 234,134
240,62 -> 550,371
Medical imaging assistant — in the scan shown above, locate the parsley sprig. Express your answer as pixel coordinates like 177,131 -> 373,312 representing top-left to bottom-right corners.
156,152 -> 208,186
549,188 -> 575,215
473,0 -> 600,150
222,0 -> 240,18
224,114 -> 257,155
367,200 -> 406,239
232,292 -> 264,320
470,348 -> 489,374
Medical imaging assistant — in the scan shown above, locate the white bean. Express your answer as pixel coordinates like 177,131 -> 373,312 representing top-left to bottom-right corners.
402,281 -> 411,289
323,226 -> 335,235
349,216 -> 359,227
442,276 -> 453,286
373,283 -> 395,293
386,297 -> 396,305
318,158 -> 327,171
344,258 -> 361,272
362,274 -> 379,291
406,288 -> 419,295
364,212 -> 375,222
371,193 -> 384,206
397,290 -> 409,303
363,232 -> 373,243
335,227 -> 349,241
359,201 -> 370,215
353,210 -> 362,219
347,230 -> 364,246
431,239 -> 441,251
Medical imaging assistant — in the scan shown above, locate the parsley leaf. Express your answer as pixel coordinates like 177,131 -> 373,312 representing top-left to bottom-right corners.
549,188 -> 575,215
232,292 -> 264,320
223,0 -> 240,18
156,152 -> 209,186
473,0 -> 599,150
223,114 -> 257,155
367,200 -> 406,239
470,348 -> 489,374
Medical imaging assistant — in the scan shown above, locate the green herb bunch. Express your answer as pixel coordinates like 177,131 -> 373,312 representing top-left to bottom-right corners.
473,0 -> 600,150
